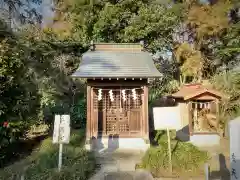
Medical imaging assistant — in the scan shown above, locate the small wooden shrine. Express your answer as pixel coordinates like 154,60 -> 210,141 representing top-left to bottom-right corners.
72,42 -> 161,145
171,83 -> 224,135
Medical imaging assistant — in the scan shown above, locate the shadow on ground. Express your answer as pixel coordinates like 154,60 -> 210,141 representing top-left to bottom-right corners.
210,153 -> 230,180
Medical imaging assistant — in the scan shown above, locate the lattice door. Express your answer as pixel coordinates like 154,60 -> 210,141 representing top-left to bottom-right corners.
94,88 -> 142,136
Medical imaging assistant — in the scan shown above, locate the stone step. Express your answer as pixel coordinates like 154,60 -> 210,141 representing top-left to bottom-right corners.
90,145 -> 147,180
89,170 -> 154,180
95,158 -> 138,172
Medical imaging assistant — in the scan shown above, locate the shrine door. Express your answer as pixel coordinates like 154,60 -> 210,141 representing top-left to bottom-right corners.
93,87 -> 143,137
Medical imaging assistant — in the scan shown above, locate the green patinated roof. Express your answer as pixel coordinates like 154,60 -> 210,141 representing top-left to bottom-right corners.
72,51 -> 162,78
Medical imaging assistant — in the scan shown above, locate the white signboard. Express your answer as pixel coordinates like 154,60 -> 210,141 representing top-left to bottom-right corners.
153,106 -> 181,130
53,115 -> 61,144
53,114 -> 71,144
229,117 -> 240,180
59,115 -> 71,144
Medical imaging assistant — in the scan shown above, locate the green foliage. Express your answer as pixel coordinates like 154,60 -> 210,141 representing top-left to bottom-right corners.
211,70 -> 240,127
0,126 -> 10,149
0,19 -> 87,166
149,78 -> 179,104
215,22 -> 240,68
0,0 -> 239,175
93,3 -> 131,42
177,1 -> 238,79
122,3 -> 182,51
138,131 -> 209,177
70,96 -> 87,128
187,1 -> 232,39
0,121 -> 31,167
50,0 -> 185,106
0,19 -> 86,128
175,42 -> 204,83
0,34 -> 40,131
0,130 -> 96,180
6,121 -> 27,141
149,56 -> 179,103
53,0 -> 184,51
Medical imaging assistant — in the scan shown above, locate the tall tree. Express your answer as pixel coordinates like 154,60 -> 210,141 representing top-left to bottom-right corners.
0,0 -> 42,27
52,0 -> 183,47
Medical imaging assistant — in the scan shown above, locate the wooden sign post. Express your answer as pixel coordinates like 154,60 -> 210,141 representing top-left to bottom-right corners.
153,107 -> 180,174
53,115 -> 71,172
167,128 -> 172,173
58,143 -> 63,172
204,163 -> 209,180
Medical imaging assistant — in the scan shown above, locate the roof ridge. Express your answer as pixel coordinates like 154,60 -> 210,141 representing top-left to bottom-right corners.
90,42 -> 144,52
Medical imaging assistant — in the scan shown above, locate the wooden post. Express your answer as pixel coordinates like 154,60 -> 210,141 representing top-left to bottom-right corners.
58,143 -> 63,172
90,87 -> 96,138
188,101 -> 193,135
167,128 -> 172,173
141,88 -> 145,137
216,99 -> 220,132
92,88 -> 98,138
86,85 -> 91,141
193,102 -> 198,132
103,91 -> 107,135
143,85 -> 149,141
20,175 -> 24,180
204,163 -> 209,180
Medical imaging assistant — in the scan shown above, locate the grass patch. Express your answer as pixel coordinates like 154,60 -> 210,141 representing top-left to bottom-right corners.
137,131 -> 209,178
0,129 -> 96,180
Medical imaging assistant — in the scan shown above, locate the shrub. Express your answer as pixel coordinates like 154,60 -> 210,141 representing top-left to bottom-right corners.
0,129 -> 96,180
138,131 -> 209,177
211,70 -> 240,133
70,97 -> 87,129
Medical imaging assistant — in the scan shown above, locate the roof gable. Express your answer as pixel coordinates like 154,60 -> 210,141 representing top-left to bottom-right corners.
171,83 -> 224,100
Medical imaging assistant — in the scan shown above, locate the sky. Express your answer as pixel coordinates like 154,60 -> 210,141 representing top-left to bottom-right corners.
40,0 -> 54,26
0,0 -> 54,27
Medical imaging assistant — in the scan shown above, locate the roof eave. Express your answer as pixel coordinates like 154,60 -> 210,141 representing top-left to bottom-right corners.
171,95 -> 184,99
171,89 -> 225,101
184,91 -> 223,101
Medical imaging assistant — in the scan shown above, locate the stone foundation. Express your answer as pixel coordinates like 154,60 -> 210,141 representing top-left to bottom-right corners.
190,134 -> 220,147
85,138 -> 150,152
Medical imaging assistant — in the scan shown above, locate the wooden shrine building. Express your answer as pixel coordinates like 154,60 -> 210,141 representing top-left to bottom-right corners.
72,42 -> 161,150
171,83 -> 225,146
